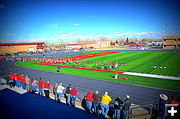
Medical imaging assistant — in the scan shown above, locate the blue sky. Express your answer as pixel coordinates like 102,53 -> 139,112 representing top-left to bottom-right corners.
0,0 -> 180,43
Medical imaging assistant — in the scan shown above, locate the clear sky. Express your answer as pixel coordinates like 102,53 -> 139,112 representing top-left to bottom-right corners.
0,0 -> 180,43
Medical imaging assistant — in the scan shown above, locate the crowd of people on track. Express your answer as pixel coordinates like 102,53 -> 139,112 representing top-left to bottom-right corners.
7,72 -> 180,119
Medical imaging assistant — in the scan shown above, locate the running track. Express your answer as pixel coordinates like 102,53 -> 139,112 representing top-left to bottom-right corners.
0,60 -> 180,107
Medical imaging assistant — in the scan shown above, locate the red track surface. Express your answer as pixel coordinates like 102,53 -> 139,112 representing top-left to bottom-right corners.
33,51 -> 124,74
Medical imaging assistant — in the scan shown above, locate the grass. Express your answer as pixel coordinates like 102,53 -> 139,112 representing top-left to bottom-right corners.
16,60 -> 180,92
59,51 -> 180,76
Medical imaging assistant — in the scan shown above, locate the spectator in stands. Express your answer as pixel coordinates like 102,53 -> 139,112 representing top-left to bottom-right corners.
71,86 -> 77,107
53,83 -> 58,101
114,96 -> 123,119
9,72 -> 15,88
57,83 -> 65,102
44,80 -> 50,98
81,96 -> 87,110
65,84 -> 72,105
123,95 -> 131,119
25,75 -> 31,91
16,74 -> 21,88
93,90 -> 100,115
14,73 -> 17,87
31,78 -> 38,94
169,97 -> 180,104
38,78 -> 44,95
100,92 -> 112,118
86,90 -> 93,113
159,94 -> 168,119
21,74 -> 26,90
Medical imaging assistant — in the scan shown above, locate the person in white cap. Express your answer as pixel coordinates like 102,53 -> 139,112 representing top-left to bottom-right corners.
123,95 -> 131,119
100,92 -> 112,118
159,94 -> 168,119
56,83 -> 65,102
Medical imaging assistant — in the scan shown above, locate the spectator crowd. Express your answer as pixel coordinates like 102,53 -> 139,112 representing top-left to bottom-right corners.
5,72 -> 180,119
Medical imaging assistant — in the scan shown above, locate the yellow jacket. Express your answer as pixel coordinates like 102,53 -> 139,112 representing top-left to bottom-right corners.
101,94 -> 112,105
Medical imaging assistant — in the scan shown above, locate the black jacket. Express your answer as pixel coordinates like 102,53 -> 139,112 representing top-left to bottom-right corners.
123,98 -> 131,111
66,86 -> 71,94
114,97 -> 123,109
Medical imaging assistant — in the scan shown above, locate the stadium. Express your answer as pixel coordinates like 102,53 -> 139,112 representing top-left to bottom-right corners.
1,0 -> 180,119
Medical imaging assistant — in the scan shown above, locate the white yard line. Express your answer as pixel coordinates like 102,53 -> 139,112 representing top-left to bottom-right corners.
123,72 -> 180,80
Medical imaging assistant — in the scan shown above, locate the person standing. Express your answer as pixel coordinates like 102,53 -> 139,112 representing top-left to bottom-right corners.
114,61 -> 119,69
115,72 -> 119,79
38,78 -> 44,95
53,83 -> 58,101
25,75 -> 31,91
31,78 -> 38,94
21,74 -> 26,90
101,62 -> 105,70
57,83 -> 65,102
169,97 -> 180,104
9,72 -> 15,88
100,92 -> 112,118
71,86 -> 78,107
159,94 -> 168,119
123,95 -> 131,119
57,65 -> 61,72
93,90 -> 100,115
44,81 -> 50,98
65,84 -> 72,105
114,96 -> 123,119
14,73 -> 18,87
86,90 -> 93,113
16,74 -> 21,88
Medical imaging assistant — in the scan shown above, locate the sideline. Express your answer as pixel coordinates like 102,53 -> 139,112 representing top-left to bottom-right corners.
123,72 -> 180,80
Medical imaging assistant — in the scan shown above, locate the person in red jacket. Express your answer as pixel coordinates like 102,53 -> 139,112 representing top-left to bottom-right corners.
38,78 -> 44,95
44,80 -> 50,98
71,86 -> 78,107
21,74 -> 26,90
169,97 -> 180,104
16,74 -> 21,88
9,72 -> 15,88
86,90 -> 93,113
14,73 -> 18,87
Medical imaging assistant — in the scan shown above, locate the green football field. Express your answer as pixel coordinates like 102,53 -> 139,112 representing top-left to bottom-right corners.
16,51 -> 180,91
59,51 -> 180,77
